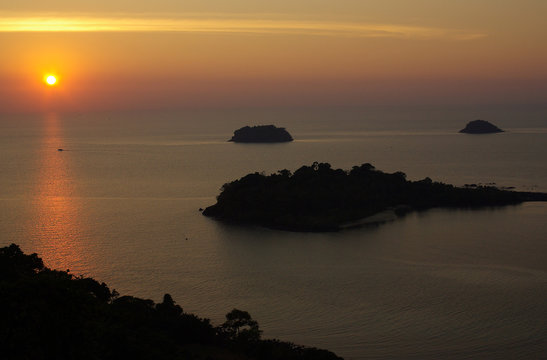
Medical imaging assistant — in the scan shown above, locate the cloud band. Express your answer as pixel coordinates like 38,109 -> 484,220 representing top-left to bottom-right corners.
0,14 -> 486,40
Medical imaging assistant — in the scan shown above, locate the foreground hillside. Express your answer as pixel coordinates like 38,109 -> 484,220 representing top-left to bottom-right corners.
0,244 -> 342,360
203,162 -> 547,231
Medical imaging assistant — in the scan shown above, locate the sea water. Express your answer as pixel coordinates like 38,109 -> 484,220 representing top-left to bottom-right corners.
1,106 -> 546,359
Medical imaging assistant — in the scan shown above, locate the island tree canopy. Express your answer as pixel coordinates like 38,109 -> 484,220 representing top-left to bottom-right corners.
203,162 -> 532,231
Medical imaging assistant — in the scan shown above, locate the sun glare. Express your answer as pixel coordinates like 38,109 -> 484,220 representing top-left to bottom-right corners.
45,75 -> 57,86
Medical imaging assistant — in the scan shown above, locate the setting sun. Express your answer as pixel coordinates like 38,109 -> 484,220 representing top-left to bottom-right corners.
45,75 -> 57,85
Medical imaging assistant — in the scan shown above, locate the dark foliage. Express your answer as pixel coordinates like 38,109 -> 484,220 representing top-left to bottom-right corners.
0,244 -> 342,360
229,125 -> 293,143
219,309 -> 262,343
203,162 -> 544,231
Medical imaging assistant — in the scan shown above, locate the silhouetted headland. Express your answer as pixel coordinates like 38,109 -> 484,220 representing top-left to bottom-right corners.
459,120 -> 504,134
0,243 -> 342,360
230,125 -> 293,143
203,162 -> 547,232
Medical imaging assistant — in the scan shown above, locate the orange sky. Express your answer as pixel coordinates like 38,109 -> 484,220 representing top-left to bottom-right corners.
1,0 -> 546,113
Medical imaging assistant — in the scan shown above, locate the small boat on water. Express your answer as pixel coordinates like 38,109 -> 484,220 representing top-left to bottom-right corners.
57,148 -> 64,151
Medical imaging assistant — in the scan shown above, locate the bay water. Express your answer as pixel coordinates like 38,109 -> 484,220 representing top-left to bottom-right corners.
1,106 -> 546,359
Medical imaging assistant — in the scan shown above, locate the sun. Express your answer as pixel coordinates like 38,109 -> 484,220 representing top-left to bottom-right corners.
43,72 -> 59,86
44,74 -> 57,86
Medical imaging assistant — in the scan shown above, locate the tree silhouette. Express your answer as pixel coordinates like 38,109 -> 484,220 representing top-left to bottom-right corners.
156,293 -> 183,318
220,308 -> 261,342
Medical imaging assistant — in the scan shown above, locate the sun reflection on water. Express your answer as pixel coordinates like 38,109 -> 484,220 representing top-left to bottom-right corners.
27,113 -> 86,272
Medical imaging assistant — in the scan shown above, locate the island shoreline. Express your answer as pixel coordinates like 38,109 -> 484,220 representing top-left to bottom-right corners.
203,162 -> 547,232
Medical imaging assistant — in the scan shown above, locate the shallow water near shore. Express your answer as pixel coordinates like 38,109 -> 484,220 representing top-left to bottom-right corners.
1,107 -> 547,359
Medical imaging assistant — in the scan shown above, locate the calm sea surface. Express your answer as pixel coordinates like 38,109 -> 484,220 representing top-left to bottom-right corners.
1,107 -> 546,359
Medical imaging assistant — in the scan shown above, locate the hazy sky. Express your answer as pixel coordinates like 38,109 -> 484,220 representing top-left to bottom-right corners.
1,0 -> 546,112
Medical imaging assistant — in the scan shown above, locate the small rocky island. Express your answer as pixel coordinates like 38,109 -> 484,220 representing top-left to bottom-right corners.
459,120 -> 504,134
229,125 -> 293,143
203,162 -> 546,232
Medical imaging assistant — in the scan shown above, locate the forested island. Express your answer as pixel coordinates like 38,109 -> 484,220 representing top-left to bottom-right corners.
203,162 -> 547,232
230,125 -> 293,143
0,244 -> 342,360
459,120 -> 504,134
